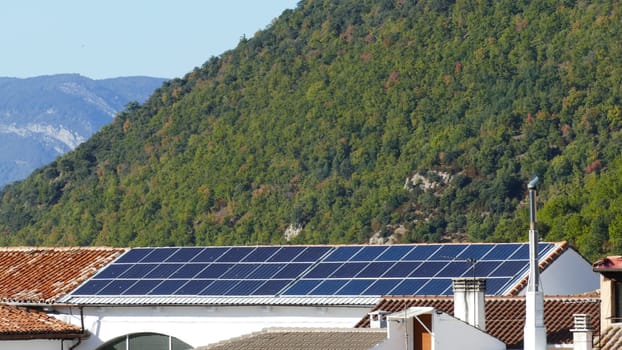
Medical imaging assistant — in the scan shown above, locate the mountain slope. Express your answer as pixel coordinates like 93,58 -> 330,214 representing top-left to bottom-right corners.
0,74 -> 165,186
0,0 -> 621,261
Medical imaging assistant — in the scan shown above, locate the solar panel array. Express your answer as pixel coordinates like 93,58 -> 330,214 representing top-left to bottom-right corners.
71,243 -> 558,298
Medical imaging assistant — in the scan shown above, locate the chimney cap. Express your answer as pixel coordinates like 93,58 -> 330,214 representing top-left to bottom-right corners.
452,278 -> 487,292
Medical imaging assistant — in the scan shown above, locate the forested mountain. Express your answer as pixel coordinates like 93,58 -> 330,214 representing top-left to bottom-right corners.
0,0 -> 620,261
0,74 -> 165,186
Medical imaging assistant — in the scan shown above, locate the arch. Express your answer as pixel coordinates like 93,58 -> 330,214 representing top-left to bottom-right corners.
96,332 -> 192,350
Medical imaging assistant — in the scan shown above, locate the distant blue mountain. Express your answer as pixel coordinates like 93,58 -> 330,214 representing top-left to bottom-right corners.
0,74 -> 166,187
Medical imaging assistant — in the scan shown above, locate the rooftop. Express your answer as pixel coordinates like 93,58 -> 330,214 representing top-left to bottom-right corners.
355,295 -> 600,348
0,247 -> 125,303
0,304 -> 83,340
61,242 -> 570,306
195,328 -> 387,350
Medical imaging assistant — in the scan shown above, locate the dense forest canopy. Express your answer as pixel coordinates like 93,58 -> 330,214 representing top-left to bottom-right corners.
1,0 -> 621,261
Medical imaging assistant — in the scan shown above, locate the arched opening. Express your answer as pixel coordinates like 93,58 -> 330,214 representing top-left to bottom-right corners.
97,332 -> 192,350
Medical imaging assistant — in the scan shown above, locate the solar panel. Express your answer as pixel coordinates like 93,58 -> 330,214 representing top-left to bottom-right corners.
142,248 -> 179,263
168,247 -> 205,262
70,242 -> 563,299
390,278 -> 426,295
351,246 -> 388,261
430,244 -> 468,260
309,279 -> 348,295
404,245 -> 442,260
192,247 -> 229,262
324,246 -> 363,262
124,280 -> 162,295
377,246 -> 414,261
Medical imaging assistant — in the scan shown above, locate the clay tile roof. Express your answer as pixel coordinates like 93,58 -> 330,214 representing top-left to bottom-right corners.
196,328 -> 387,350
0,247 -> 125,303
0,304 -> 82,340
596,325 -> 622,350
355,295 -> 600,349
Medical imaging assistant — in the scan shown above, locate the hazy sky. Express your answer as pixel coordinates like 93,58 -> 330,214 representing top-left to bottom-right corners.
0,0 -> 299,79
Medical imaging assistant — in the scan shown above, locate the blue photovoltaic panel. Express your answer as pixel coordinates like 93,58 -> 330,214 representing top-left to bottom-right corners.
174,280 -> 212,295
242,246 -> 279,262
292,246 -> 331,262
339,279 -> 374,295
350,246 -> 388,261
217,247 -> 253,262
404,245 -> 442,260
171,264 -> 208,278
364,279 -> 401,295
167,247 -> 204,262
142,248 -> 179,263
331,262 -> 369,278
252,279 -> 292,295
484,244 -> 521,260
226,280 -> 264,296
357,262 -> 395,278
74,280 -> 111,295
413,261 -> 447,277
145,264 -> 183,278
305,263 -> 342,278
115,249 -> 152,263
282,279 -> 322,295
247,263 -> 285,279
436,261 -> 471,277
196,264 -> 233,278
273,263 -> 312,279
221,264 -> 259,279
269,247 -> 306,262
309,279 -> 348,295
418,278 -> 451,295
456,245 -> 494,261
123,280 -> 162,295
491,260 -> 527,277
151,280 -> 182,295
390,278 -> 426,295
430,244 -> 468,260
324,246 -> 363,262
384,261 -> 420,278
470,261 -> 500,277
100,280 -> 137,295
120,264 -> 158,278
377,246 -> 414,261
201,280 -> 238,295
70,242 -> 561,298
192,247 -> 229,262
96,264 -> 132,278
486,278 -> 512,295
509,245 -> 530,260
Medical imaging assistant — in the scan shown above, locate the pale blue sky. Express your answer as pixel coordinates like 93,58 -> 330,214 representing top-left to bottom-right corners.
0,1 -> 299,79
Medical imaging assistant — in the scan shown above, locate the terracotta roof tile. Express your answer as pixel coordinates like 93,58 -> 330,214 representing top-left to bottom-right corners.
355,295 -> 599,348
0,304 -> 82,340
596,325 -> 622,350
197,328 -> 387,350
0,247 -> 125,303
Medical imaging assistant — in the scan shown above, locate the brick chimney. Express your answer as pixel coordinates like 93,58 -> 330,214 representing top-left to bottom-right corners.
452,278 -> 487,331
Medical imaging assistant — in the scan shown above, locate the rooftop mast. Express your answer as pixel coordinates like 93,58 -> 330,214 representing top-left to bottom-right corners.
524,176 -> 547,350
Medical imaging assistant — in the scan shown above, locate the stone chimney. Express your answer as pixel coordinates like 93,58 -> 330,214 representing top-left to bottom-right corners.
369,310 -> 390,328
571,314 -> 593,350
452,278 -> 487,331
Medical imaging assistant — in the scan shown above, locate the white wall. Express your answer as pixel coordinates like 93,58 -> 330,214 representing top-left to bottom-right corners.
519,248 -> 599,295
54,304 -> 371,349
0,339 -> 75,350
433,312 -> 505,350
